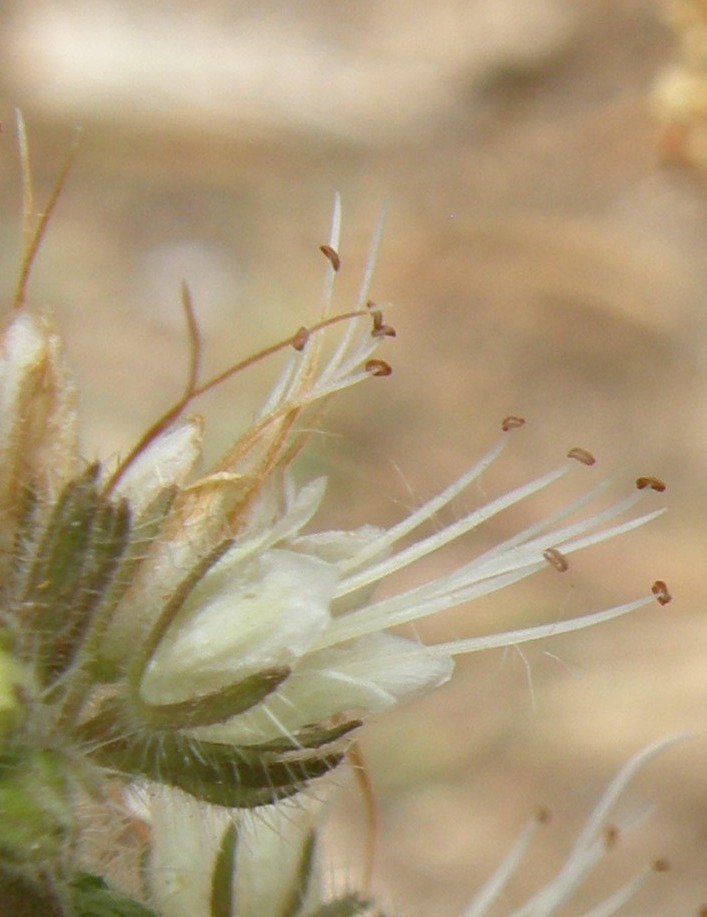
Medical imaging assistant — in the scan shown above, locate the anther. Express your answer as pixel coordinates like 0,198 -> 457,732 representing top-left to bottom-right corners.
652,580 -> 672,606
603,825 -> 619,849
365,359 -> 392,377
501,415 -> 525,432
636,476 -> 666,493
319,244 -> 341,271
543,547 -> 569,573
567,447 -> 596,466
291,327 -> 310,351
652,858 -> 670,873
370,309 -> 396,338
534,806 -> 551,824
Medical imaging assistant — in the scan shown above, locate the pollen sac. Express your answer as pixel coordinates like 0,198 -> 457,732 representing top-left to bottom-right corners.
636,476 -> 667,493
319,243 -> 341,271
567,446 -> 596,466
652,580 -> 672,606
543,547 -> 569,572
370,309 -> 396,338
501,415 -> 525,431
365,359 -> 392,377
291,326 -> 310,351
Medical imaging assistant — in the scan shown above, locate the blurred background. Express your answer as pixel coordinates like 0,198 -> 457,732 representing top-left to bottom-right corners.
1,0 -> 706,913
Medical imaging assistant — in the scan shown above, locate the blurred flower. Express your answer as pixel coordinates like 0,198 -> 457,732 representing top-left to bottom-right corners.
465,736 -> 685,917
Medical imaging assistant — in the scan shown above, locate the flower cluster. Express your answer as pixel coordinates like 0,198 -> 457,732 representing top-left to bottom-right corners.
0,133 -> 673,915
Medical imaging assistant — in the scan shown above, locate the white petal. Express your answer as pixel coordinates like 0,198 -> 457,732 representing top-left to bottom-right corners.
231,798 -> 325,917
146,786 -> 230,917
141,549 -> 337,703
0,312 -> 79,515
145,788 -> 326,917
194,632 -> 453,745
111,417 -> 204,514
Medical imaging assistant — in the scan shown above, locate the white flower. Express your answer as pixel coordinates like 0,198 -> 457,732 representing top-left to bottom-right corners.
0,161 -> 671,916
133,787 -> 330,917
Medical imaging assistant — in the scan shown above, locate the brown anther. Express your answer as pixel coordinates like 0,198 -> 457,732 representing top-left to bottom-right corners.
603,825 -> 619,849
543,547 -> 569,573
652,858 -> 670,873
370,309 -> 397,338
636,476 -> 666,493
534,806 -> 551,825
291,327 -> 310,352
501,415 -> 525,432
319,244 -> 341,271
365,359 -> 392,377
652,580 -> 672,606
567,447 -> 596,466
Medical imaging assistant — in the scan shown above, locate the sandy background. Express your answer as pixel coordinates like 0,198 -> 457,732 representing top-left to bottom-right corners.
1,1 -> 706,913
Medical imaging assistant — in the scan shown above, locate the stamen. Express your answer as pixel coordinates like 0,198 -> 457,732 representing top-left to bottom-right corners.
502,415 -> 525,431
319,243 -> 341,271
651,580 -> 672,606
291,327 -> 310,352
364,359 -> 392,377
370,309 -> 397,338
603,824 -> 620,849
636,476 -> 666,493
543,547 -> 569,572
535,806 -> 551,824
567,447 -> 596,466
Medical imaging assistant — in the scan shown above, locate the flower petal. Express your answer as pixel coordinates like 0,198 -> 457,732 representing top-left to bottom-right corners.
141,549 -> 338,703
194,632 -> 453,746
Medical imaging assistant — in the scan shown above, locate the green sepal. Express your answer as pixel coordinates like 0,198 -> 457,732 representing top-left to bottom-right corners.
0,643 -> 29,743
132,666 -> 291,730
136,733 -> 342,807
0,746 -> 74,868
210,822 -> 238,917
281,829 -> 316,917
87,485 -> 178,683
309,895 -> 380,917
91,724 -> 346,808
68,872 -> 158,917
14,465 -> 132,683
248,719 -> 362,755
